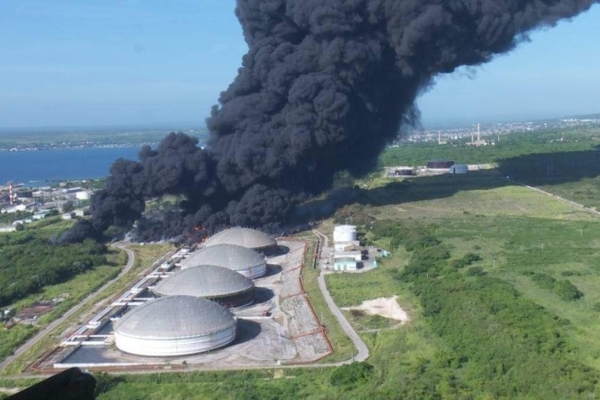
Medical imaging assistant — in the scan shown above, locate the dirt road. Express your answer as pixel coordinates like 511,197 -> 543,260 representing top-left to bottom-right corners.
508,178 -> 600,217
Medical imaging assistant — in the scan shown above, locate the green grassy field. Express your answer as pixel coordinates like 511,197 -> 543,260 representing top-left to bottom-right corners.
0,126 -> 208,147
11,129 -> 600,398
346,171 -> 600,369
435,215 -> 600,369
0,243 -> 173,375
90,171 -> 600,398
379,127 -> 600,167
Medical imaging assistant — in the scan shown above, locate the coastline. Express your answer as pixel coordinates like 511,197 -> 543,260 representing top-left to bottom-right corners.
0,147 -> 143,184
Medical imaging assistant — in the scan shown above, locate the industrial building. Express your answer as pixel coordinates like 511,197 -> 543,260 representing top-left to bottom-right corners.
205,227 -> 278,255
334,251 -> 362,262
113,296 -> 237,357
152,265 -> 255,309
330,225 -> 366,271
426,159 -> 455,170
449,164 -> 468,174
333,257 -> 358,271
184,244 -> 268,279
466,123 -> 488,147
386,167 -> 414,177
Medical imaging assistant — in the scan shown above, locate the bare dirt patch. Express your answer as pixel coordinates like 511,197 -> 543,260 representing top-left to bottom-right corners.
343,296 -> 409,323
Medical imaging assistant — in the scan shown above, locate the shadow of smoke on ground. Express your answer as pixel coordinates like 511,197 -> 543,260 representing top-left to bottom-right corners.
292,148 -> 600,221
497,148 -> 600,186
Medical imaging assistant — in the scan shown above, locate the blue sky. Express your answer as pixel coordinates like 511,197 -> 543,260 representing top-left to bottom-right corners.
0,1 -> 598,129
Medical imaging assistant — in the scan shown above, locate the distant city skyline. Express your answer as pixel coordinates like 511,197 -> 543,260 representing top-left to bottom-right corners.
0,1 -> 598,129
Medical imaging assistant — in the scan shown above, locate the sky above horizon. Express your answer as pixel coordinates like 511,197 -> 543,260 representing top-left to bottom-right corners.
0,1 -> 598,129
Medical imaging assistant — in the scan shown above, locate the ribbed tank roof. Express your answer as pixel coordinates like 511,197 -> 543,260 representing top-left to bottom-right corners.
204,227 -> 276,249
114,296 -> 236,339
182,244 -> 266,271
153,265 -> 254,298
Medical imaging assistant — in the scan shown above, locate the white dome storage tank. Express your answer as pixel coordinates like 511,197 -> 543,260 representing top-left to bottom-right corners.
204,227 -> 277,255
114,296 -> 237,357
152,265 -> 255,309
449,164 -> 468,174
183,244 -> 267,279
333,225 -> 357,242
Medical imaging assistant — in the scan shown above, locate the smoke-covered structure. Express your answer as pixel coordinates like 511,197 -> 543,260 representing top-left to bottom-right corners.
65,0 -> 598,243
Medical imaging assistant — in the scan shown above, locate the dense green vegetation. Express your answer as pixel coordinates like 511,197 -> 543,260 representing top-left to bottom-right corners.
0,325 -> 38,361
0,228 -> 108,306
380,127 -> 600,210
97,214 -> 600,399
330,362 -> 374,388
0,211 -> 32,225
380,128 -> 600,167
0,218 -> 121,366
0,126 -> 208,147
528,272 -> 584,301
17,128 -> 600,398
0,243 -> 171,374
391,223 -> 596,397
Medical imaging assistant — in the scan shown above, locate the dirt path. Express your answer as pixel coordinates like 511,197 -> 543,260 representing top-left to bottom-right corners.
508,178 -> 600,217
342,296 -> 409,323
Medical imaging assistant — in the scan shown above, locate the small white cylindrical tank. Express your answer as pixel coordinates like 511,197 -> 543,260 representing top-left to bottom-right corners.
75,191 -> 91,200
333,225 -> 357,242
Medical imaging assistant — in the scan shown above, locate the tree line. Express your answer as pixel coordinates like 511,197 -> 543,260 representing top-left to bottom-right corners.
0,229 -> 108,307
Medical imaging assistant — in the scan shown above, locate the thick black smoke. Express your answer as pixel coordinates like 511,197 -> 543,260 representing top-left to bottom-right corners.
65,0 -> 597,243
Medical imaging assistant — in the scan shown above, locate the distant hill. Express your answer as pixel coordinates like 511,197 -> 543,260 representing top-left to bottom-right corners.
563,113 -> 600,120
0,124 -> 208,147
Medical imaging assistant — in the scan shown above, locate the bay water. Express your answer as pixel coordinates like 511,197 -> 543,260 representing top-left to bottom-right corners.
0,147 -> 141,185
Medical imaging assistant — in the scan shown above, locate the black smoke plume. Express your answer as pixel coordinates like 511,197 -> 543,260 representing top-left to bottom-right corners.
65,0 -> 598,243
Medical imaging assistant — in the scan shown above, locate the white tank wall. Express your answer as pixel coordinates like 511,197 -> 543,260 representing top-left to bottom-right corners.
236,264 -> 267,279
75,191 -> 91,200
334,226 -> 357,242
115,324 -> 236,357
334,242 -> 359,251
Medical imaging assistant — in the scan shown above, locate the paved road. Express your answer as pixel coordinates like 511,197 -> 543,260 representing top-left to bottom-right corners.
313,230 -> 370,363
0,243 -> 135,372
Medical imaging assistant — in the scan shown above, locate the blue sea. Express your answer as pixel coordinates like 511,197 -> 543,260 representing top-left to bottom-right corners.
0,147 -> 141,186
